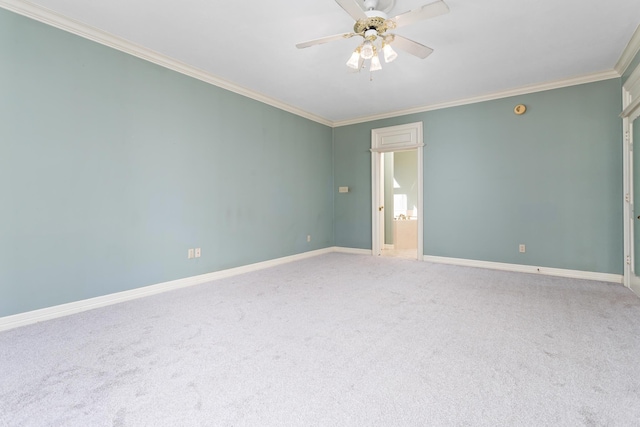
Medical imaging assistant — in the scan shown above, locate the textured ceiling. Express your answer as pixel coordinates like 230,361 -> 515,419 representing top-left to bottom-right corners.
13,0 -> 640,123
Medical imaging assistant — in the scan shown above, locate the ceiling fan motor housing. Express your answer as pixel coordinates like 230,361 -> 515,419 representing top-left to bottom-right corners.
354,14 -> 390,35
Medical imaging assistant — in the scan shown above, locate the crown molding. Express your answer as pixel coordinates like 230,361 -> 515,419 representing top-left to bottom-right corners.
0,0 -> 333,127
615,24 -> 640,76
0,0 -> 630,129
333,70 -> 620,127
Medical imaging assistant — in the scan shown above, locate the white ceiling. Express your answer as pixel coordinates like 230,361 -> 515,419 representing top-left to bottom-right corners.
15,0 -> 640,124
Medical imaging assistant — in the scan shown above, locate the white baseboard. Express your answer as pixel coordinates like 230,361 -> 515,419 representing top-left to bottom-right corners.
333,247 -> 373,255
0,247 -> 336,332
3,248 -> 621,332
383,244 -> 395,250
423,255 -> 623,284
630,276 -> 640,297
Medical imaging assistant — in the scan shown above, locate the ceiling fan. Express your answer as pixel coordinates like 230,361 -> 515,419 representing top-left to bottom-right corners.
296,0 -> 449,72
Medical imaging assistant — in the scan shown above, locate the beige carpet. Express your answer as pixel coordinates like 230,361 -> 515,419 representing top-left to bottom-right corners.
1,253 -> 639,426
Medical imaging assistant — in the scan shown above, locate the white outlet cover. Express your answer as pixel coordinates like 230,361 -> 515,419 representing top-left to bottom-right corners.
188,248 -> 195,259
195,248 -> 201,258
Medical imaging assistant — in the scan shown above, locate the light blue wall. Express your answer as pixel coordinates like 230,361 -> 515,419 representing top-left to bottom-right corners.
0,8 -> 630,318
0,9 -> 334,317
333,124 -> 374,250
334,79 -> 623,274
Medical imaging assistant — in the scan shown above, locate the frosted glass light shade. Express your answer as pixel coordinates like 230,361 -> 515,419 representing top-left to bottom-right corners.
383,43 -> 398,63
360,41 -> 374,59
370,54 -> 382,71
346,51 -> 361,69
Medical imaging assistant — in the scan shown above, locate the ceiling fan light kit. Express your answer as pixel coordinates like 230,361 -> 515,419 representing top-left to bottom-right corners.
370,53 -> 383,71
383,42 -> 398,63
360,39 -> 375,59
346,50 -> 362,69
296,0 -> 450,75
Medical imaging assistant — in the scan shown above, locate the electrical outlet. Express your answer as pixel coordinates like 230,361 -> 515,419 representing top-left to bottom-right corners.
188,248 -> 195,259
519,244 -> 526,253
307,235 -> 311,242
195,248 -> 201,258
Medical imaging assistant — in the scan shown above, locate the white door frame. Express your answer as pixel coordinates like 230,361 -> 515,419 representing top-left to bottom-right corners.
622,63 -> 640,296
371,122 -> 424,259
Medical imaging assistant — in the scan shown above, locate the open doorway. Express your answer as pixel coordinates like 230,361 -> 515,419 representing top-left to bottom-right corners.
381,151 -> 418,259
371,122 -> 424,260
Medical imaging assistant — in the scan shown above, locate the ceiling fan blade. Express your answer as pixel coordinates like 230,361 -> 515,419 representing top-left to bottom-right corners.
335,0 -> 367,21
391,0 -> 449,29
391,35 -> 434,59
296,33 -> 356,49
